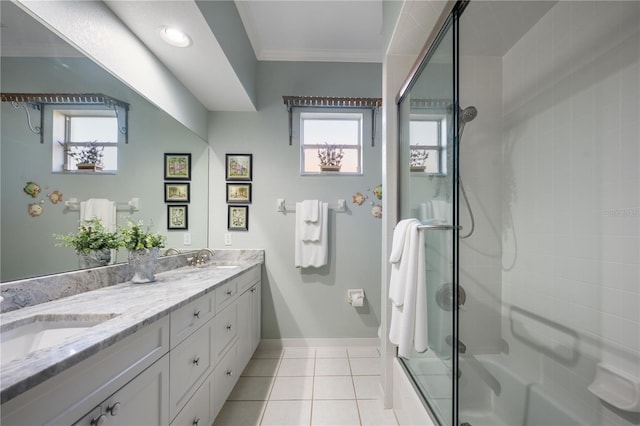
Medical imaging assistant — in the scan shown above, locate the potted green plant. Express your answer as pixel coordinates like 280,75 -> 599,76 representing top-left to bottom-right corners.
70,142 -> 105,171
54,218 -> 121,268
317,143 -> 344,172
410,148 -> 429,172
120,220 -> 166,283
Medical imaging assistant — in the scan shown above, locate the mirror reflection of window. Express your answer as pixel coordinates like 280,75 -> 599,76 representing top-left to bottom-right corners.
51,108 -> 119,173
409,115 -> 447,175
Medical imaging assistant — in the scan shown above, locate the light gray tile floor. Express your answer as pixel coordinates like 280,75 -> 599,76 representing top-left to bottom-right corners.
214,345 -> 398,426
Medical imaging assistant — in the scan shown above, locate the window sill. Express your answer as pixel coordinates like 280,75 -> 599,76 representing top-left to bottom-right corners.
52,170 -> 117,175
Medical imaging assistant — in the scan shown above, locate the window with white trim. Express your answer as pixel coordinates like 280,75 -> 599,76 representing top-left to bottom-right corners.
300,111 -> 363,174
409,114 -> 447,175
51,108 -> 119,173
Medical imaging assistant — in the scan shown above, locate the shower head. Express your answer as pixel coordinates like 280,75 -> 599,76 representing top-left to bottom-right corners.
458,105 -> 478,140
460,106 -> 478,123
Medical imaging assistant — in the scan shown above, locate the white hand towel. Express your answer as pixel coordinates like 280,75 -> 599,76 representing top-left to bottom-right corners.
300,200 -> 322,242
294,202 -> 328,268
301,200 -> 319,222
80,198 -> 116,231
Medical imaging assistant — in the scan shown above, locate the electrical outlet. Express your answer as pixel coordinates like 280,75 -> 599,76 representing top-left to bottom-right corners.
224,233 -> 232,246
183,233 -> 192,245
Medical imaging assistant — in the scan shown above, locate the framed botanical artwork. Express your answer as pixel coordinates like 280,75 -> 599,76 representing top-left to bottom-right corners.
164,153 -> 191,180
167,204 -> 188,230
226,183 -> 252,204
164,182 -> 190,203
228,205 -> 249,231
225,153 -> 252,181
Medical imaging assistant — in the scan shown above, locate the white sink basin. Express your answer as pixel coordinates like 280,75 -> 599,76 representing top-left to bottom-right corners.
1,313 -> 118,366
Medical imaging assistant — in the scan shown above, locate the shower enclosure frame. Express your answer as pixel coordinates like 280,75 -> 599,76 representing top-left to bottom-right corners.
395,1 -> 469,425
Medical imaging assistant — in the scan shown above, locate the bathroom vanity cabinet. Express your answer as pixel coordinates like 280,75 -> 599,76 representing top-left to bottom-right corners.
0,264 -> 261,426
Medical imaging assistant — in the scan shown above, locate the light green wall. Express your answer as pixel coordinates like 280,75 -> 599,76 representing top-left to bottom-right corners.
208,61 -> 383,339
1,57 -> 209,282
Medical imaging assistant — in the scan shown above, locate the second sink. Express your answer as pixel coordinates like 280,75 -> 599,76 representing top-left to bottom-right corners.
1,313 -> 119,366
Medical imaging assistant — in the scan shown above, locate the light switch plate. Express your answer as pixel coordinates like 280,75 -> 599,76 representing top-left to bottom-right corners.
183,233 -> 192,245
224,233 -> 232,246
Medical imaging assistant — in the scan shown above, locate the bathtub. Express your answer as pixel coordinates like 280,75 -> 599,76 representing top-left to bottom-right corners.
402,353 -> 587,425
458,355 -> 584,426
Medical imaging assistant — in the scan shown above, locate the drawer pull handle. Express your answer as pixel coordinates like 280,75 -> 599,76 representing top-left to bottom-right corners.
226,369 -> 233,377
193,357 -> 200,366
226,323 -> 233,331
251,288 -> 257,293
193,418 -> 200,426
106,402 -> 121,416
91,414 -> 107,426
226,290 -> 233,296
193,310 -> 200,319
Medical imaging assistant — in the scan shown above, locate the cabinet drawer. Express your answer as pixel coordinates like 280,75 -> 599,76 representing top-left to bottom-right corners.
169,319 -> 214,420
213,345 -> 238,418
215,280 -> 237,312
236,265 -> 261,294
170,292 -> 215,348
171,374 -> 212,426
214,303 -> 238,363
74,355 -> 170,426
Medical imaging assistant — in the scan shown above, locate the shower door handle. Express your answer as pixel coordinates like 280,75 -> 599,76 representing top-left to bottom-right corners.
445,335 -> 467,354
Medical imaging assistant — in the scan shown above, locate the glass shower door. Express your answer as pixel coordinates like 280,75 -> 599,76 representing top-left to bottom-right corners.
397,13 -> 459,426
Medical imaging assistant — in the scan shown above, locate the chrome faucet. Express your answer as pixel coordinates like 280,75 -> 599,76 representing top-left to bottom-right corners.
188,248 -> 215,266
164,248 -> 181,256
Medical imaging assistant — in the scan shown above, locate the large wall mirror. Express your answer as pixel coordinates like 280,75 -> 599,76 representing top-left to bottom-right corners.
1,2 -> 209,282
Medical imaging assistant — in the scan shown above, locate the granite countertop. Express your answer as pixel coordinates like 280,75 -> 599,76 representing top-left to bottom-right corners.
0,253 -> 263,404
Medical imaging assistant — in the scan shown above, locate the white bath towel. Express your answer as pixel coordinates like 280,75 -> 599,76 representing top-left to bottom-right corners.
300,200 -> 321,241
294,202 -> 328,268
80,198 -> 116,231
388,218 -> 419,305
388,219 -> 428,358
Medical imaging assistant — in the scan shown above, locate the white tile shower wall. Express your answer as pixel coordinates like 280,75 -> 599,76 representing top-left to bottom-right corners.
502,2 -> 639,424
458,55 -> 505,355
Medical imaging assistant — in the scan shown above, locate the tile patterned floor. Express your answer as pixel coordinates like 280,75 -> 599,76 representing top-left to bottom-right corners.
214,346 -> 398,426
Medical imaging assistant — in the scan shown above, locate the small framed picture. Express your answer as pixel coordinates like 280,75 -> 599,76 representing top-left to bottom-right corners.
164,153 -> 191,180
164,182 -> 190,203
167,204 -> 188,230
226,183 -> 252,204
225,153 -> 252,181
228,205 -> 249,231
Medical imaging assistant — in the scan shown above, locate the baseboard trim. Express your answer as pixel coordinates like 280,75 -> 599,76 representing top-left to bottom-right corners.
259,337 -> 380,350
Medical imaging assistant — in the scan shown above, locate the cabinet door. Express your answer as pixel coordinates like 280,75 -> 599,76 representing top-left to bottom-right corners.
74,354 -> 170,426
170,319 -> 214,419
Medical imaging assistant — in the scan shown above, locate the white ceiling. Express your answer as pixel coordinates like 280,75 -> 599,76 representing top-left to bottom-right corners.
2,1 -> 554,113
1,1 -> 383,112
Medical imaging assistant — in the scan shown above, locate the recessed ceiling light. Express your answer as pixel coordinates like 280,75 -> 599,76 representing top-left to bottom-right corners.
159,26 -> 192,48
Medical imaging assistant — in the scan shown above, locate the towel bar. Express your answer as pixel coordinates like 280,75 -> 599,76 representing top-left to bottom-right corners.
417,224 -> 461,230
64,197 -> 140,212
277,198 -> 346,213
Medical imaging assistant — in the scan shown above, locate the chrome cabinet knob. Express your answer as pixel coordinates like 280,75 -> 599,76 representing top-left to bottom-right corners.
226,369 -> 233,377
226,323 -> 232,331
91,414 -> 107,426
106,402 -> 120,416
193,357 -> 200,366
226,290 -> 232,296
193,418 -> 200,426
193,310 -> 200,319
